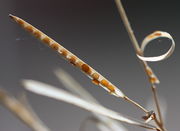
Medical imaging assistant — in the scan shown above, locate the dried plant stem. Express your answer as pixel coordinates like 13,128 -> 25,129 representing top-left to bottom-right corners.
114,0 -> 141,54
151,86 -> 165,131
0,89 -> 50,131
143,65 -> 165,130
124,96 -> 148,113
114,0 -> 165,130
22,80 -> 159,130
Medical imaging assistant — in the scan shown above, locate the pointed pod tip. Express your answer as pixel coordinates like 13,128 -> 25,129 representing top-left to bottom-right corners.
9,14 -> 17,21
9,14 -> 14,18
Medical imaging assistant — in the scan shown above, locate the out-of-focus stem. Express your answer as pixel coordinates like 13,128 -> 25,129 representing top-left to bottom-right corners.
0,89 -> 50,131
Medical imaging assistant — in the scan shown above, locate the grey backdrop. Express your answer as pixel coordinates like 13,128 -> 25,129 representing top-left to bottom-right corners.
0,0 -> 179,131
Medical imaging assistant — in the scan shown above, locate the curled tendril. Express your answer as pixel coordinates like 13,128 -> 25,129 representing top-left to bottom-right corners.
137,31 -> 175,62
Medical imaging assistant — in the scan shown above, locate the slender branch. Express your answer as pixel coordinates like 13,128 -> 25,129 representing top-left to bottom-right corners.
114,0 -> 141,53
143,64 -> 165,130
151,86 -> 165,131
114,0 -> 165,130
153,112 -> 166,131
124,96 -> 148,113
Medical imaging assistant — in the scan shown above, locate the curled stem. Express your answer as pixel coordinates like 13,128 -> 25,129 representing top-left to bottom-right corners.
114,0 -> 165,130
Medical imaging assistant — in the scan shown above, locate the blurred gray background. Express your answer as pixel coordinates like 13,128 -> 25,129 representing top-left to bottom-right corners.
0,0 -> 179,130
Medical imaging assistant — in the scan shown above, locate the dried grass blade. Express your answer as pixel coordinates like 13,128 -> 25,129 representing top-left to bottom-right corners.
0,89 -> 50,131
54,69 -> 128,131
54,69 -> 98,103
137,31 -> 175,62
95,117 -> 128,131
22,80 -> 158,130
80,117 -> 127,131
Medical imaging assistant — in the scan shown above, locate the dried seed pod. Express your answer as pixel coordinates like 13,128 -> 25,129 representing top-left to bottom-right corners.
9,14 -> 125,98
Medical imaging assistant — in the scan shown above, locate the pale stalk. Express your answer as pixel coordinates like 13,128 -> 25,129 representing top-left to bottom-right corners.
151,86 -> 165,131
114,0 -> 165,130
0,89 -> 50,131
124,96 -> 148,113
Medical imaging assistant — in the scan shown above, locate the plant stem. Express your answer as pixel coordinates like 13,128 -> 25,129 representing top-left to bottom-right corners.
143,63 -> 165,130
124,96 -> 148,113
0,89 -> 50,131
114,0 -> 141,54
151,85 -> 165,131
114,0 -> 165,130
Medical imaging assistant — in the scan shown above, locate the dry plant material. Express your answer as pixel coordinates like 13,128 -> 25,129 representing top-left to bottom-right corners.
9,14 -> 149,114
9,14 -> 124,98
9,0 -> 175,131
54,69 -> 128,131
137,31 -> 175,62
22,80 -> 158,130
114,0 -> 175,131
0,89 -> 50,131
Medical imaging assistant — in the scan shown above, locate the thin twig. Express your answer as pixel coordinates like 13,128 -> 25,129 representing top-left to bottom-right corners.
114,0 -> 141,54
124,96 -> 148,113
114,0 -> 165,130
144,66 -> 165,131
152,86 -> 165,130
